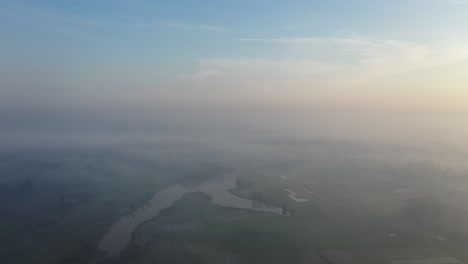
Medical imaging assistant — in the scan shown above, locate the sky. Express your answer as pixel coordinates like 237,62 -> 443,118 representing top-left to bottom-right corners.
1,0 -> 468,110
1,0 -> 468,148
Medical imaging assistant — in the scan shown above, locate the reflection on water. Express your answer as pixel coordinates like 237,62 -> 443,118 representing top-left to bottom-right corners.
97,175 -> 282,258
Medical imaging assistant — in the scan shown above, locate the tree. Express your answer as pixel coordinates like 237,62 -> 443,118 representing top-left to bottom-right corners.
18,179 -> 36,195
282,204 -> 288,216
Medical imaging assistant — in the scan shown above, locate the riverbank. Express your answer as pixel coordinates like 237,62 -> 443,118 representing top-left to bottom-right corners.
94,175 -> 284,261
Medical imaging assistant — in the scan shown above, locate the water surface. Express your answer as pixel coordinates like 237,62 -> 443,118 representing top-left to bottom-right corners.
97,175 -> 282,258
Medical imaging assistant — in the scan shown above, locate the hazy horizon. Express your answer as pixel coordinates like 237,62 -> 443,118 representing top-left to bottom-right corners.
2,1 -> 468,159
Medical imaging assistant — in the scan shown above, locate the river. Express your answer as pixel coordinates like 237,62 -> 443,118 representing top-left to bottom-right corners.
96,175 -> 283,259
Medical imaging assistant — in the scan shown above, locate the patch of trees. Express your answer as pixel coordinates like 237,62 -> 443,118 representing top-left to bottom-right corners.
401,197 -> 445,221
0,183 -> 10,197
236,178 -> 253,189
400,196 -> 451,233
0,179 -> 37,199
251,192 -> 264,202
18,179 -> 36,194
179,164 -> 234,188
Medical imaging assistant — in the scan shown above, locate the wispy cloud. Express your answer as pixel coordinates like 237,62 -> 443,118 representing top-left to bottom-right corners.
235,36 -> 468,82
238,37 -> 385,46
238,37 -> 320,43
167,22 -> 228,32
180,69 -> 221,81
449,0 -> 468,4
199,59 -> 336,77
180,35 -> 468,98
133,21 -> 229,32
0,3 -> 105,39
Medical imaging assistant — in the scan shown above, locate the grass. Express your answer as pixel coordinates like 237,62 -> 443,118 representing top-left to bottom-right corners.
113,189 -> 446,264
4,146 -> 468,264
0,150 -> 213,264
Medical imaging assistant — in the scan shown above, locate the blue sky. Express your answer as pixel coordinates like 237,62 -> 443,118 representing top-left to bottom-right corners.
1,0 -> 468,112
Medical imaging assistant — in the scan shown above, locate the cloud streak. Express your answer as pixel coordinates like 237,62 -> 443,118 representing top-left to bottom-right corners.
166,22 -> 228,32
0,3 -> 106,39
233,36 -> 468,82
237,37 -> 377,46
133,21 -> 229,32
177,35 -> 468,111
180,69 -> 221,81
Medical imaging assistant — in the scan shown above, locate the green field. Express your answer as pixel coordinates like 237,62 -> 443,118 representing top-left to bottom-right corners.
108,150 -> 468,264
0,148 -> 228,264
3,141 -> 468,264
110,189 -> 468,264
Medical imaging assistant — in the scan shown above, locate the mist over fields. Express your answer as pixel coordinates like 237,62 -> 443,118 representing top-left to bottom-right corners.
3,73 -> 468,264
2,1 -> 468,263
3,102 -> 468,264
2,103 -> 468,167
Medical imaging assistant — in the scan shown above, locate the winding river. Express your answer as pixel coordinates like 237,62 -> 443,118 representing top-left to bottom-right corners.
97,175 -> 283,259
